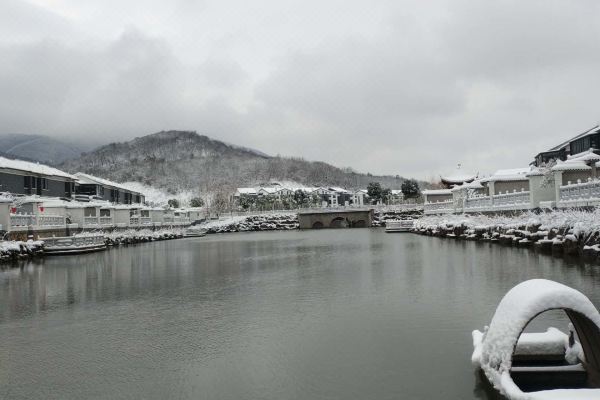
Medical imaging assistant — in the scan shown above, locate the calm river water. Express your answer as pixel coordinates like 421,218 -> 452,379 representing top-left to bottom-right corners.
1,229 -> 600,399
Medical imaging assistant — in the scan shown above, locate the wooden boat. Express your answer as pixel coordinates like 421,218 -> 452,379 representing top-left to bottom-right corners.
472,279 -> 600,399
43,234 -> 107,255
385,219 -> 414,233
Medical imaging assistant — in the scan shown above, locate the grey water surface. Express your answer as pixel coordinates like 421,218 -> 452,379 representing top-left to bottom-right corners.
1,229 -> 599,400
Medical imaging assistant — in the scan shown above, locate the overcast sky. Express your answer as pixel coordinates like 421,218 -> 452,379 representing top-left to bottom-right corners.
2,0 -> 600,180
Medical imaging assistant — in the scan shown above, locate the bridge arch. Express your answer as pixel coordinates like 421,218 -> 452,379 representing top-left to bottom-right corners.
352,220 -> 366,228
329,217 -> 348,228
298,209 -> 374,229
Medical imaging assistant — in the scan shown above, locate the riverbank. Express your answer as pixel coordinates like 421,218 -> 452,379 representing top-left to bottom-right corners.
103,228 -> 185,246
201,213 -> 299,233
0,240 -> 44,262
413,209 -> 600,261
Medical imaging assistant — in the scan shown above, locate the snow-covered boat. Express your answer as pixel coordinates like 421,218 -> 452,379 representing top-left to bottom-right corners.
472,279 -> 600,399
43,234 -> 107,255
385,219 -> 414,233
183,227 -> 207,237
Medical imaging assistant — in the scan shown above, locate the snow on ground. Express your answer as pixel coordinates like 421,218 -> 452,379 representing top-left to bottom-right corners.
198,212 -> 298,233
122,182 -> 196,207
200,216 -> 248,230
416,209 -> 600,238
103,227 -> 185,241
0,239 -> 43,258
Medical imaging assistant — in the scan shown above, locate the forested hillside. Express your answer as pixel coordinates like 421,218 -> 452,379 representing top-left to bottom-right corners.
60,130 -> 415,194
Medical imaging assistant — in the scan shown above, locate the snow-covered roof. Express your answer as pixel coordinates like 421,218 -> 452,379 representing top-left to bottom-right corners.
567,149 -> 600,163
40,198 -> 114,209
328,187 -> 349,193
113,204 -> 143,210
422,189 -> 452,195
481,168 -> 531,182
551,160 -> 592,171
472,279 -> 600,399
75,173 -> 143,194
391,189 -> 403,195
236,187 -> 257,195
525,167 -> 546,177
451,179 -> 485,191
0,156 -> 76,180
258,187 -> 282,194
441,174 -> 476,184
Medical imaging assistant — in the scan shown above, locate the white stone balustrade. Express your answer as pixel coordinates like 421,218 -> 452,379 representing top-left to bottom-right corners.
464,196 -> 492,210
491,190 -> 531,209
10,214 -> 37,227
424,200 -> 454,215
99,216 -> 113,225
83,216 -> 99,226
38,215 -> 66,226
558,178 -> 600,207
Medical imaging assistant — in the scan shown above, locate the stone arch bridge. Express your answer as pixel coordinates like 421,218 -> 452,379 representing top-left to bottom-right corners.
298,209 -> 374,229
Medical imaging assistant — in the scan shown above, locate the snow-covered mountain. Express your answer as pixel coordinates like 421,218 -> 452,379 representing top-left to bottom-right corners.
59,130 -> 410,194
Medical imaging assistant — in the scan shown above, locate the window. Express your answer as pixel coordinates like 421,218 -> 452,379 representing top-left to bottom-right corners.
24,176 -> 30,189
31,177 -> 37,189
100,209 -> 111,217
98,186 -> 104,196
42,178 -> 48,190
84,207 -> 97,217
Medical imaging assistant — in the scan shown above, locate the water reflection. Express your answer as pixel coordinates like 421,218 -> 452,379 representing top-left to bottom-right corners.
0,231 -> 599,399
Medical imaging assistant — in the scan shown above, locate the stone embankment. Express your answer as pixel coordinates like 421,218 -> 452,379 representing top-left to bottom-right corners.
413,210 -> 600,261
203,214 -> 298,234
373,209 -> 423,227
0,240 -> 44,262
103,228 -> 185,246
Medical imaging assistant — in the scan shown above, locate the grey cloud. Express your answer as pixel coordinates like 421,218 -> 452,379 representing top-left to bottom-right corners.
2,0 -> 600,180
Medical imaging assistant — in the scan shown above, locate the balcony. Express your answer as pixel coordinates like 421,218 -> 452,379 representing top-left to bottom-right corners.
559,179 -> 600,207
140,217 -> 152,225
99,216 -> 113,225
10,214 -> 36,227
38,215 -> 66,226
83,216 -> 99,226
10,214 -> 66,229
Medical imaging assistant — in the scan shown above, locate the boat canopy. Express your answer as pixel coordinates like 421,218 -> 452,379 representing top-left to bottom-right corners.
472,279 -> 600,399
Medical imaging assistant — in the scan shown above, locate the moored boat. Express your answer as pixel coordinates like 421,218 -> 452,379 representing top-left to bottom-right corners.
472,279 -> 600,399
43,234 -> 107,255
385,219 -> 414,233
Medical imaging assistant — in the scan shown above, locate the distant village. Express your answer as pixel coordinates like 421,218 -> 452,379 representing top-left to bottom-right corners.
423,125 -> 600,215
232,183 -> 418,210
